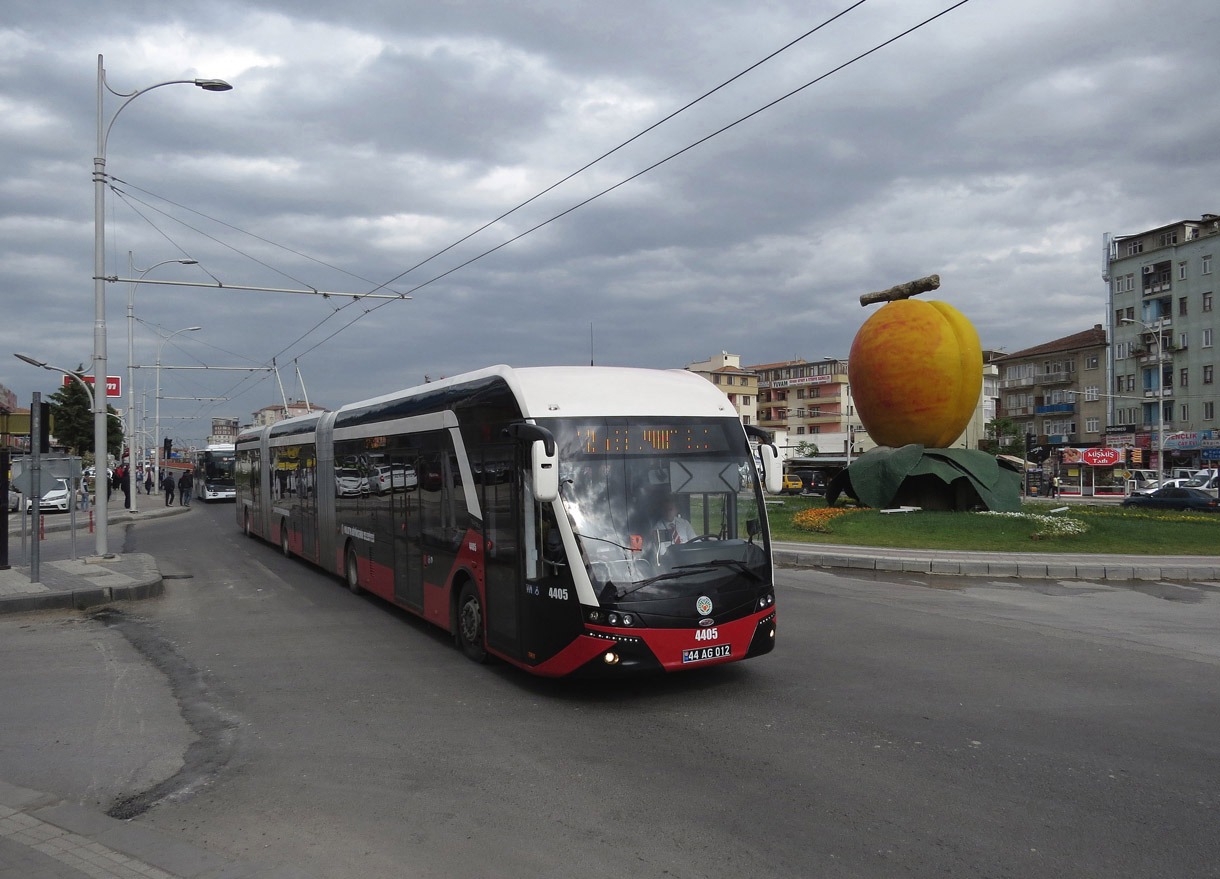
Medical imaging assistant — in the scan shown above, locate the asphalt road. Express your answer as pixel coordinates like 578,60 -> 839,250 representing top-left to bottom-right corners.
1,504 -> 1218,878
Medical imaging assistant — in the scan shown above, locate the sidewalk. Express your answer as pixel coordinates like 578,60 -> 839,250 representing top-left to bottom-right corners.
1,497 -> 187,614
0,779 -> 311,878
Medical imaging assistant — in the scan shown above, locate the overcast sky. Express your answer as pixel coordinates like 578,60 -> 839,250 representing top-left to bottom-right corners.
2,0 -> 1218,446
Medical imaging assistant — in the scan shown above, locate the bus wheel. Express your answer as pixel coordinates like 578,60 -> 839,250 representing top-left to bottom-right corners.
345,544 -> 362,595
456,581 -> 487,663
243,510 -> 252,537
280,521 -> 291,557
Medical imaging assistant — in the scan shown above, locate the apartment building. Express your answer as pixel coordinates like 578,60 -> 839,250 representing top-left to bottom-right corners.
745,357 -> 869,458
1106,213 -> 1220,472
251,399 -> 328,428
995,325 -> 1108,450
685,352 -> 758,424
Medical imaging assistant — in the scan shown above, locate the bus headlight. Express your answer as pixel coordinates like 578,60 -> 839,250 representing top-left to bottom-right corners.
757,592 -> 775,611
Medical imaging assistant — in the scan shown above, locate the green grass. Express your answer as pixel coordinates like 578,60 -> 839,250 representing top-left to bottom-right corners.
766,496 -> 1220,555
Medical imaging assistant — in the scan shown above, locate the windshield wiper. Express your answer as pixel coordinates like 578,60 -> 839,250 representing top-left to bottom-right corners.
673,559 -> 763,583
572,532 -> 635,553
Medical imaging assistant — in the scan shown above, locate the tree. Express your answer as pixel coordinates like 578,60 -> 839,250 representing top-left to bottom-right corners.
982,416 -> 1023,457
793,440 -> 819,457
48,369 -> 123,460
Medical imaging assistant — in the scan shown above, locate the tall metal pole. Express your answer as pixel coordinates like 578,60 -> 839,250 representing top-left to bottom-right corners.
127,253 -> 198,513
93,55 -> 109,556
154,327 -> 201,492
92,53 -> 231,557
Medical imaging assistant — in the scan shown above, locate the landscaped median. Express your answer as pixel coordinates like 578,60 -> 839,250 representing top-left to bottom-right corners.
771,496 -> 1220,556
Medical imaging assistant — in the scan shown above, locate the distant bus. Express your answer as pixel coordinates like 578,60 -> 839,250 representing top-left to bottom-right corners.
195,444 -> 237,501
235,365 -> 783,677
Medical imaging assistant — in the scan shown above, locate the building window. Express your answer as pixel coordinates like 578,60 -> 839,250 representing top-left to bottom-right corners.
1206,402 -> 1215,421
1205,292 -> 1213,312
1181,404 -> 1189,421
1125,306 -> 1135,321
1205,329 -> 1214,349
1180,368 -> 1189,388
1205,365 -> 1214,384
1085,355 -> 1099,369
1084,386 -> 1100,401
1203,255 -> 1213,275
1179,262 -> 1188,280
1126,240 -> 1143,256
1179,296 -> 1189,316
795,426 -> 805,435
1086,417 -> 1099,433
1159,231 -> 1178,247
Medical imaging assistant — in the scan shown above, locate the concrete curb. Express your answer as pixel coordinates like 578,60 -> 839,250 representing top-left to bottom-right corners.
772,547 -> 1220,583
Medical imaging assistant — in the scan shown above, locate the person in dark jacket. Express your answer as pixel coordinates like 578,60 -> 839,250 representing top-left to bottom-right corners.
178,469 -> 194,508
162,471 -> 176,506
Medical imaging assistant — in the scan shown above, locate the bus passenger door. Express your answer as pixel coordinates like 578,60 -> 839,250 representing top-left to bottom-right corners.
392,452 -> 423,611
480,444 -> 521,659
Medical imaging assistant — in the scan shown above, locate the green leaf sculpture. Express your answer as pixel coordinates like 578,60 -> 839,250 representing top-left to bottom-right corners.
826,445 -> 1022,512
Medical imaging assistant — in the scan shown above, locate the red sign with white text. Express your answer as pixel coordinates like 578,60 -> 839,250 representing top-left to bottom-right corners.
62,375 -> 122,397
1081,447 -> 1121,467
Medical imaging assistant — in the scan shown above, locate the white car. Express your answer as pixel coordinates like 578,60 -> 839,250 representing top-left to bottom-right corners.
6,488 -> 21,512
25,478 -> 73,513
369,464 -> 419,494
335,468 -> 370,497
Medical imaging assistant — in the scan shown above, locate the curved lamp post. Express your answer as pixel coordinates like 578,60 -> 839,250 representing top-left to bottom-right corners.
126,255 -> 198,513
1121,317 -> 1167,478
93,54 -> 231,556
153,326 -> 202,491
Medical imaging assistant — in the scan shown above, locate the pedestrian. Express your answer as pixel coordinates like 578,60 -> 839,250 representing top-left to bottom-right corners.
121,466 -> 131,509
145,471 -> 154,495
162,471 -> 176,506
178,469 -> 194,508
1051,475 -> 1061,497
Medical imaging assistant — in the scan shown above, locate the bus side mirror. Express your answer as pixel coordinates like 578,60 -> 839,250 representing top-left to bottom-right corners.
759,444 -> 782,494
532,440 -> 559,502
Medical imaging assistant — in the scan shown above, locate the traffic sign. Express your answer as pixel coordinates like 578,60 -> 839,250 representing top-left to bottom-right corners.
62,374 -> 121,397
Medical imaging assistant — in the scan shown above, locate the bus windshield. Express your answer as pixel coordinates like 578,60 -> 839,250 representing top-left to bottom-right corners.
548,418 -> 769,604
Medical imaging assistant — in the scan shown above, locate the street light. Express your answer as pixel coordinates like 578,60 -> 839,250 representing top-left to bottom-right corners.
93,54 -> 231,557
127,254 -> 198,513
153,327 -> 202,491
1121,317 -> 1167,478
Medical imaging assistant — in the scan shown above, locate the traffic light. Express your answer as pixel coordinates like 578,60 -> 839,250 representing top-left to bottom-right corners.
1025,432 -> 1035,449
1131,448 -> 1144,465
164,436 -> 172,459
38,402 -> 51,454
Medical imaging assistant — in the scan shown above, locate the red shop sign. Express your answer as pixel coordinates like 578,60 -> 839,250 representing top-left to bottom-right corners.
1081,447 -> 1122,467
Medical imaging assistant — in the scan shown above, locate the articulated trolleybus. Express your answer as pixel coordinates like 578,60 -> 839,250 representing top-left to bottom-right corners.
236,366 -> 782,677
195,444 -> 237,501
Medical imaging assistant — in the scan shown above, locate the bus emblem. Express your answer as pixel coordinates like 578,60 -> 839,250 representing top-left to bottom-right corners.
696,596 -> 713,615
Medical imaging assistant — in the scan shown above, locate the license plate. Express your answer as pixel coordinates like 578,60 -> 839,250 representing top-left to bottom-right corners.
682,644 -> 731,664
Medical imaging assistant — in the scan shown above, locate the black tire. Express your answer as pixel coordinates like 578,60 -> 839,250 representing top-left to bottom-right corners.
280,521 -> 291,557
243,510 -> 252,537
455,581 -> 488,663
345,543 -> 362,594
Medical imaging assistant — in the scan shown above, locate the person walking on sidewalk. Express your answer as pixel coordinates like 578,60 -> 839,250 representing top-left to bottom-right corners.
162,471 -> 176,506
178,469 -> 194,508
144,471 -> 154,495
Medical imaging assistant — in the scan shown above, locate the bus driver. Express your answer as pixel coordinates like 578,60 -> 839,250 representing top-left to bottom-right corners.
655,498 -> 697,544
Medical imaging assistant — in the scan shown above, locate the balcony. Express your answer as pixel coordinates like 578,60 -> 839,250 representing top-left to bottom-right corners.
1039,370 -> 1073,386
1035,402 -> 1076,415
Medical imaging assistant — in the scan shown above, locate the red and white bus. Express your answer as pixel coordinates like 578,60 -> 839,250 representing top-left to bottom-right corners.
235,365 -> 781,677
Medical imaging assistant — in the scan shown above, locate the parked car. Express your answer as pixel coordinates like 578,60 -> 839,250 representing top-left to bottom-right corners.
1132,477 -> 1190,496
368,464 -> 418,494
24,478 -> 73,513
1184,472 -> 1220,495
781,473 -> 804,495
335,468 -> 370,497
791,469 -> 828,496
6,487 -> 21,513
1120,486 -> 1220,512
